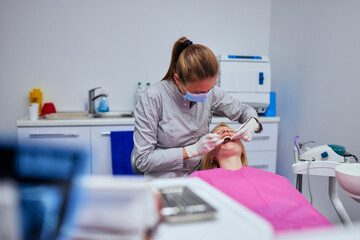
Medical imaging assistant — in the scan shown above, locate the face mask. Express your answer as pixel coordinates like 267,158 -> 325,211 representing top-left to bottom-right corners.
183,88 -> 212,103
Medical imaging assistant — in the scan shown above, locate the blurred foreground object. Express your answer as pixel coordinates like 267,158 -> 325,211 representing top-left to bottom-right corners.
0,181 -> 21,240
71,176 -> 160,239
0,143 -> 87,240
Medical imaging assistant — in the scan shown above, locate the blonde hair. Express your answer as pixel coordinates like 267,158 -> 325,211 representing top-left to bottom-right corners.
162,37 -> 219,83
200,122 -> 248,170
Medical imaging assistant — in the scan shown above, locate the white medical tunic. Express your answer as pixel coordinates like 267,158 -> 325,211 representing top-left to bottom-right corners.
133,80 -> 261,178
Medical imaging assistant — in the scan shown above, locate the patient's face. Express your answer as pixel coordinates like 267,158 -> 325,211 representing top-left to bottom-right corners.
212,125 -> 243,159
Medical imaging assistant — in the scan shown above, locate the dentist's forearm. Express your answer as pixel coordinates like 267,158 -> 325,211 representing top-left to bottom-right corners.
135,147 -> 184,172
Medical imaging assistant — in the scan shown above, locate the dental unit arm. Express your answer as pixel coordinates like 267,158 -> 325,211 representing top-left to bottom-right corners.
294,136 -> 358,164
292,137 -> 358,226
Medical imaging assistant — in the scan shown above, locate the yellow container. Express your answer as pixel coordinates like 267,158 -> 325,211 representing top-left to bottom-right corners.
29,88 -> 43,115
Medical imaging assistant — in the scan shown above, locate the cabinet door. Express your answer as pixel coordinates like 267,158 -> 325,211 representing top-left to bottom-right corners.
243,123 -> 278,152
91,125 -> 134,175
17,126 -> 91,174
246,151 -> 276,173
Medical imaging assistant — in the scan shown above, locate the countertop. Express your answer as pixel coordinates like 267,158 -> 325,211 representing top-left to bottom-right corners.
17,115 -> 280,127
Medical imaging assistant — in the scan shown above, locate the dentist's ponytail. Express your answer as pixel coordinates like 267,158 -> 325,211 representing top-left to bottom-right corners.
162,37 -> 219,84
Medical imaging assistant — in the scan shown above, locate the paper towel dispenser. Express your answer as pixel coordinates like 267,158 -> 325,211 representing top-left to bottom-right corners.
217,55 -> 271,114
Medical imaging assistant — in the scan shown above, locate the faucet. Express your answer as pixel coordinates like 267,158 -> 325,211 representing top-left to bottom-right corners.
88,87 -> 108,114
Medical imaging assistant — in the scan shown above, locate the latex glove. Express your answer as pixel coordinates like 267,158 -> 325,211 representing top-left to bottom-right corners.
185,133 -> 224,159
231,118 -> 259,142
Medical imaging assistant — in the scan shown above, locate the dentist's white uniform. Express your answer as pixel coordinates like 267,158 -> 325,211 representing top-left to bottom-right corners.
133,80 -> 262,178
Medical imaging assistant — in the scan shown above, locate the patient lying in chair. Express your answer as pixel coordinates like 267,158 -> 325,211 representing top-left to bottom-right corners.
190,123 -> 333,234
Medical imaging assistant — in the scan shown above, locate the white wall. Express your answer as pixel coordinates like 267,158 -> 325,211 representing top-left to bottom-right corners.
270,0 -> 360,224
0,0 -> 271,136
3,0 -> 359,228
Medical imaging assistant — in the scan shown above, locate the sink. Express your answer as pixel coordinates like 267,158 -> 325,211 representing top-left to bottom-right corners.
43,112 -> 133,120
92,112 -> 133,118
335,163 -> 360,203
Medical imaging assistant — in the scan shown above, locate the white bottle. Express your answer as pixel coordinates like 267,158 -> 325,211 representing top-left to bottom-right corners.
135,82 -> 143,105
143,82 -> 150,92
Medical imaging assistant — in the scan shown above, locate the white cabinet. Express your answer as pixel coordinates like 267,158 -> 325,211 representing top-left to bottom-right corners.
17,126 -> 92,174
17,125 -> 135,175
17,117 -> 279,175
90,125 -> 134,175
210,122 -> 278,173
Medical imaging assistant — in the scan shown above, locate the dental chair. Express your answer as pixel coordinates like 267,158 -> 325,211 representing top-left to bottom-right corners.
131,149 -> 144,175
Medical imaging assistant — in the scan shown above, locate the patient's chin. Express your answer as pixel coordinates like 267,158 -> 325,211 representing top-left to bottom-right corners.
218,142 -> 242,156
218,145 -> 241,156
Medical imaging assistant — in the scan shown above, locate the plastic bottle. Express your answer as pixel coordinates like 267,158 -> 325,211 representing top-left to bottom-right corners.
135,82 -> 143,105
29,88 -> 43,115
98,95 -> 109,112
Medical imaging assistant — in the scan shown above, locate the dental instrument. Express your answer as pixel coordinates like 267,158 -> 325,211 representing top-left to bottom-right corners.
292,137 -> 359,226
230,118 -> 259,142
293,136 -> 300,163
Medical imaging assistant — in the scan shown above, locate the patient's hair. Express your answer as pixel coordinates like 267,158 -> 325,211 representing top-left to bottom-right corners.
200,122 -> 248,170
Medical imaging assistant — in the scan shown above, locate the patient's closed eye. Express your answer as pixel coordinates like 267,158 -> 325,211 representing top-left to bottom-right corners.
216,129 -> 235,135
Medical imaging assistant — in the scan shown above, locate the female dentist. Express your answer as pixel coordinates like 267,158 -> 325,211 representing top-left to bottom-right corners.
133,37 -> 262,178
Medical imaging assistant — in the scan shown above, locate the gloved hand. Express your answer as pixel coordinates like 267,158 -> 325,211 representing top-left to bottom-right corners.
231,118 -> 259,142
185,133 -> 224,159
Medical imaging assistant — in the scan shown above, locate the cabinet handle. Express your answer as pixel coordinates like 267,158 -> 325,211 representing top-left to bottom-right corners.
101,132 -> 111,136
252,136 -> 270,141
249,164 -> 269,170
29,133 -> 79,138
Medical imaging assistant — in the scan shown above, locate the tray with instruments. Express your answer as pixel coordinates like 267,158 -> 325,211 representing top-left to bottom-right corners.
159,186 -> 217,223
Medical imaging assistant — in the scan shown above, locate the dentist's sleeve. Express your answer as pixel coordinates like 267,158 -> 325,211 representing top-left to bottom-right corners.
133,91 -> 184,173
211,86 -> 263,133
